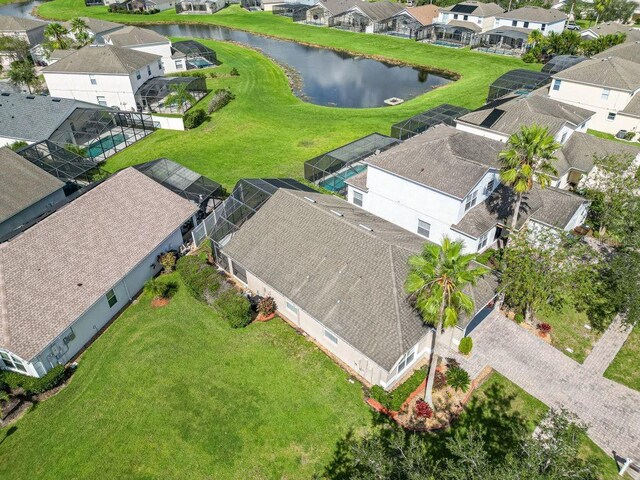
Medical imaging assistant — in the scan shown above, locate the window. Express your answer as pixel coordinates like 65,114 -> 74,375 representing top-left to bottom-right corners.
477,17 -> 482,24
0,350 -> 27,373
523,21 -> 529,28
136,70 -> 141,80
607,112 -> 616,121
175,60 -> 183,69
353,190 -> 363,207
231,260 -> 247,284
158,60 -> 163,70
286,301 -> 298,314
453,14 -> 458,19
478,232 -> 489,250
417,219 -> 431,238
552,79 -> 561,91
106,289 -> 117,308
89,75 -> 97,85
512,20 -> 517,27
464,190 -> 478,212
601,89 -> 610,100
147,65 -> 152,76
463,14 -> 468,20
541,23 -> 546,31
324,329 -> 338,344
96,96 -> 107,106
485,178 -> 495,194
560,131 -> 568,144
396,349 -> 415,375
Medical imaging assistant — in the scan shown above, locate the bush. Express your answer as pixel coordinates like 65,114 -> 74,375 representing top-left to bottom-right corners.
1,364 -> 66,395
458,336 -> 473,355
514,313 -> 525,324
230,67 -> 240,76
183,109 -> 207,129
369,369 -> 427,411
434,370 -> 447,390
176,255 -> 221,302
208,72 -> 217,78
159,251 -> 177,273
414,399 -> 433,418
207,88 -> 235,114
145,278 -> 178,300
9,140 -> 28,152
214,289 -> 252,328
369,385 -> 392,409
257,296 -> 276,316
446,366 -> 470,393
537,322 -> 552,334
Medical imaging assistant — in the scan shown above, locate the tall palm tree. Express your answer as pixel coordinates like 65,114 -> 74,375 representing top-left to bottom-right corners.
405,238 -> 488,407
498,124 -> 560,232
165,83 -> 197,113
70,17 -> 92,47
44,23 -> 70,50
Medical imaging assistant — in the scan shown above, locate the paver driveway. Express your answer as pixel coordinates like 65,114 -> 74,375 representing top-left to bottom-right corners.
452,313 -> 640,460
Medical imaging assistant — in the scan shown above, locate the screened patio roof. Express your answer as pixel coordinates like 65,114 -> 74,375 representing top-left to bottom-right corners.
391,103 -> 471,140
541,55 -> 587,75
486,68 -> 550,103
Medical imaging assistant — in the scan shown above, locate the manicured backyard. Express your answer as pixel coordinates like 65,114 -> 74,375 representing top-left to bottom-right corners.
605,326 -> 640,392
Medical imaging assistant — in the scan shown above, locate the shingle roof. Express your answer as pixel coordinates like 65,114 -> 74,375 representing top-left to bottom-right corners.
317,0 -> 360,15
62,17 -> 123,36
457,93 -> 594,137
496,6 -> 567,23
553,56 -> 640,91
0,147 -> 64,224
345,169 -> 368,191
104,26 -> 170,47
0,168 -> 198,361
452,183 -> 587,237
622,93 -> 640,117
404,5 -> 439,26
222,189 -> 498,370
42,45 -> 161,75
594,41 -> 640,64
446,19 -> 482,32
350,1 -> 404,22
583,23 -> 640,42
366,125 -> 504,199
559,131 -> 640,175
0,93 -> 103,143
49,49 -> 75,62
442,1 -> 504,17
0,15 -> 46,33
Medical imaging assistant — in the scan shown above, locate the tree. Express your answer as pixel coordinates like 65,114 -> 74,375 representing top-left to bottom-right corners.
405,238 -> 488,407
0,36 -> 32,64
498,124 -> 559,232
595,0 -> 635,22
70,17 -> 92,47
7,61 -> 38,93
43,22 -> 70,51
165,83 -> 197,114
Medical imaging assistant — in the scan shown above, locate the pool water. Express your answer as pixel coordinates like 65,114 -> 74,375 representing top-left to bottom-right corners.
87,133 -> 126,158
319,164 -> 367,192
188,58 -> 213,69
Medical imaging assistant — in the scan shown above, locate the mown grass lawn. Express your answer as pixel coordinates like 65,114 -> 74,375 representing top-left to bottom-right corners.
605,326 -> 640,392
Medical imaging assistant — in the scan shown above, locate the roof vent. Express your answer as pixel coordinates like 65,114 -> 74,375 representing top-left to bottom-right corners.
26,95 -> 35,100
359,224 -> 373,232
330,209 -> 344,217
303,196 -> 316,203
52,98 -> 61,102
1,92 -> 9,97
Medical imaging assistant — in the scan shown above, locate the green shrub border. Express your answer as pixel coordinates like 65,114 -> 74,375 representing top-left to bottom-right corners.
1,364 -> 66,395
370,368 -> 426,411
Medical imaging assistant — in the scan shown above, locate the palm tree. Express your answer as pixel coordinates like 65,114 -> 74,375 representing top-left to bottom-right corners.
498,124 -> 560,232
44,23 -> 70,50
70,17 -> 92,47
527,29 -> 544,47
405,238 -> 488,407
165,83 -> 196,113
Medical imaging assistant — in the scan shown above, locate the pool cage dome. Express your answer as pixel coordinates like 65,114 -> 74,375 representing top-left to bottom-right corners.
304,133 -> 400,194
486,69 -> 551,103
135,76 -> 208,114
391,104 -> 471,140
541,55 -> 587,75
171,40 -> 218,69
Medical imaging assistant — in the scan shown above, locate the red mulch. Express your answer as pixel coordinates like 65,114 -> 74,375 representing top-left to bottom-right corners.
255,312 -> 276,322
151,297 -> 170,308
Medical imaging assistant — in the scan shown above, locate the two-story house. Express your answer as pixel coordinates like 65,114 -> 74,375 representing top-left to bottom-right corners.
62,17 -> 124,44
0,16 -> 47,69
42,45 -> 164,111
547,55 -> 640,136
345,125 -> 589,253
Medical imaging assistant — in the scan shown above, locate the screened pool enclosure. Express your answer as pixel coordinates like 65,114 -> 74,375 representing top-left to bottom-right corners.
541,55 -> 586,75
391,104 -> 470,140
304,133 -> 400,194
135,76 -> 208,114
172,40 -> 218,69
486,69 -> 551,103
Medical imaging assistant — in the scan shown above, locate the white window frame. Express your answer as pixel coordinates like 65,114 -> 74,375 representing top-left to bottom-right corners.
175,60 -> 183,69
96,95 -> 107,107
106,289 -> 117,308
286,300 -> 299,314
601,89 -> 610,101
147,65 -> 152,76
158,59 -> 163,70
552,79 -> 561,91
136,70 -> 141,80
607,112 -> 616,121
417,219 -> 431,238
485,178 -> 494,195
353,190 -> 363,207
324,328 -> 338,345
541,23 -> 546,31
465,190 -> 478,212
560,131 -> 567,144
478,232 -> 489,251
396,348 -> 416,375
0,350 -> 27,373
89,74 -> 97,85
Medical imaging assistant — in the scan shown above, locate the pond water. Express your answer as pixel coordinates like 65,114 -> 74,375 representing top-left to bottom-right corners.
1,1 -> 452,108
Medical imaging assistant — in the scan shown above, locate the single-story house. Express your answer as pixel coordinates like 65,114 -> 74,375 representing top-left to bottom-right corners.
330,1 -> 404,34
220,188 -> 499,389
579,22 -> 640,42
0,167 -> 198,377
387,5 -> 439,38
176,0 -> 227,14
305,0 -> 359,26
0,147 -> 66,239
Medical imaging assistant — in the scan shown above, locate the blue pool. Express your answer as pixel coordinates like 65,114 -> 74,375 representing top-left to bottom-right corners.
188,57 -> 213,69
319,165 -> 367,193
87,133 -> 126,158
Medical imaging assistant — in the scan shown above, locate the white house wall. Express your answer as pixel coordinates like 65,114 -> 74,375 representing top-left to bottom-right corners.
438,12 -> 496,31
24,228 -> 185,377
127,43 -> 185,73
455,121 -> 509,142
494,17 -> 565,34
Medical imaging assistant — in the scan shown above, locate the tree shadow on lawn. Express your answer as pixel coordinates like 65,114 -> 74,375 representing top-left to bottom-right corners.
321,381 -> 530,479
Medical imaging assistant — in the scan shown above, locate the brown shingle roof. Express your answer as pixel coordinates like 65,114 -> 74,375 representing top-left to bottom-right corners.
350,1 -> 404,22
405,5 -> 439,26
0,168 -> 197,361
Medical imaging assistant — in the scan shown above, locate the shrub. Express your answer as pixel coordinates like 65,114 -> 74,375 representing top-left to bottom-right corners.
8,140 -> 28,152
369,369 -> 426,411
433,370 -> 447,390
145,278 -> 178,300
369,385 -> 392,409
208,72 -> 217,78
230,67 -> 240,76
623,131 -> 634,141
514,313 -> 525,324
207,88 -> 235,114
214,289 -> 252,328
159,251 -> 177,273
176,255 -> 221,302
458,336 -> 473,355
537,322 -> 552,334
257,296 -> 276,316
1,364 -> 66,395
414,399 -> 433,418
183,109 -> 207,129
446,366 -> 470,393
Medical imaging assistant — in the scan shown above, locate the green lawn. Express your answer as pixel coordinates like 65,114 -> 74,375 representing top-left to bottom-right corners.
605,326 -> 640,392
537,303 -> 604,364
588,128 -> 638,144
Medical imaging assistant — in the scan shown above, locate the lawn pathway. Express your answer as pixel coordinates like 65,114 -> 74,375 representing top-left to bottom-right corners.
449,313 -> 640,464
583,317 -> 633,376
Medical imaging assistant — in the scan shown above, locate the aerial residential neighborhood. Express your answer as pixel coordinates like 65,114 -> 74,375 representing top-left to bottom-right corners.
0,0 -> 639,478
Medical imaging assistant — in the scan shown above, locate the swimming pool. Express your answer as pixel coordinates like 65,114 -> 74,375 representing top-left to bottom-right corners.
319,164 -> 367,193
87,133 -> 126,158
188,57 -> 213,69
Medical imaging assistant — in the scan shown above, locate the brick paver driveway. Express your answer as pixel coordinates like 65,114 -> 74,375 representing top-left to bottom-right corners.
454,313 -> 640,460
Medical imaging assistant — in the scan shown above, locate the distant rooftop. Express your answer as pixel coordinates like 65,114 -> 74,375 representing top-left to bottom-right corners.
103,25 -> 170,47
495,6 -> 567,23
442,1 -> 504,17
42,45 -> 161,75
554,56 -> 640,91
0,15 -> 46,32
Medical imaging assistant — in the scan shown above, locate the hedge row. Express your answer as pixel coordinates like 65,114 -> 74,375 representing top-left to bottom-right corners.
1,364 -> 66,395
176,255 -> 221,303
370,368 -> 427,411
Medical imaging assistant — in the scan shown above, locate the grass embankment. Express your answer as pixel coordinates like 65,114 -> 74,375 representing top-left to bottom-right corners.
605,326 -> 640,392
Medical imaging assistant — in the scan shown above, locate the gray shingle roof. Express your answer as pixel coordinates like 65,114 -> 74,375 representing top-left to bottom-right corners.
222,189 -> 498,371
104,26 -> 170,47
62,17 -> 123,36
560,131 -> 640,175
446,19 -> 482,32
316,0 -> 360,15
0,93 -> 103,143
345,169 -> 368,191
594,41 -> 640,64
366,125 -> 504,199
42,45 -> 161,75
0,147 -> 64,224
452,183 -> 587,237
584,23 -> 640,42
496,6 -> 567,23
350,1 -> 404,22
622,93 -> 640,117
0,168 -> 198,361
0,15 -> 46,33
457,93 -> 594,137
442,1 -> 504,17
553,56 -> 640,91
